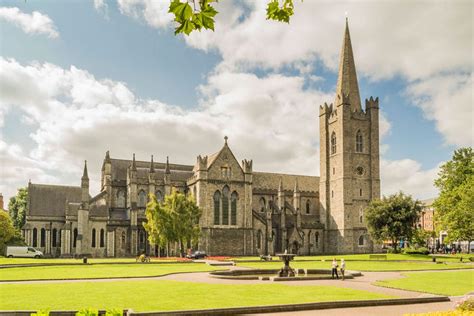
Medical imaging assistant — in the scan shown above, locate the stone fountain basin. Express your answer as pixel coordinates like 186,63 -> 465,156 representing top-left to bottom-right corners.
210,269 -> 362,281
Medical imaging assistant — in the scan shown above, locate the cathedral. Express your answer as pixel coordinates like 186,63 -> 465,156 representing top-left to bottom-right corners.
22,20 -> 381,257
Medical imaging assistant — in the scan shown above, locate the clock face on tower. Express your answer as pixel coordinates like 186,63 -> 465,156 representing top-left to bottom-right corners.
356,166 -> 364,176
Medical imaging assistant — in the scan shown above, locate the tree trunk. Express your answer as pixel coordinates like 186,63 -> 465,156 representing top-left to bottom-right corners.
468,240 -> 472,254
392,238 -> 397,253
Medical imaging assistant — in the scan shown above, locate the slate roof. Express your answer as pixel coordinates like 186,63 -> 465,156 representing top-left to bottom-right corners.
110,158 -> 193,182
253,172 -> 319,193
28,183 -> 82,217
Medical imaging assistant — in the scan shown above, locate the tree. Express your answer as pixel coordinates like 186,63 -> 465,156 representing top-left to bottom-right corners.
433,147 -> 474,252
8,187 -> 28,231
143,190 -> 202,256
168,0 -> 299,35
365,192 -> 422,253
0,211 -> 17,254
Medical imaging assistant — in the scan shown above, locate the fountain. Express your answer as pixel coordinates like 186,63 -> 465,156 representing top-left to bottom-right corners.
276,252 -> 296,277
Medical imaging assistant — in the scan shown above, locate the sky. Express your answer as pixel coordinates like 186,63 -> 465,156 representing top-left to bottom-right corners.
0,0 -> 472,206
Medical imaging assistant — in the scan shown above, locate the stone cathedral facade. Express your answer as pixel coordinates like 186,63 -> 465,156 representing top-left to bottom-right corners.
22,21 -> 381,257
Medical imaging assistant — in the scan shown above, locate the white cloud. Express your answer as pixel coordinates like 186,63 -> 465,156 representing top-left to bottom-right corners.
0,58 -> 330,203
381,159 -> 440,200
0,7 -> 59,38
406,73 -> 473,147
116,0 -> 174,29
184,1 -> 471,81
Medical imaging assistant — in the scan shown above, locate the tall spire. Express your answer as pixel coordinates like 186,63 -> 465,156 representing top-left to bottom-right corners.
335,18 -> 361,111
82,160 -> 89,180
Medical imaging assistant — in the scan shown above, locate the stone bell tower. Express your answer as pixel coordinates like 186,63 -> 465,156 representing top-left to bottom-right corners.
319,19 -> 380,254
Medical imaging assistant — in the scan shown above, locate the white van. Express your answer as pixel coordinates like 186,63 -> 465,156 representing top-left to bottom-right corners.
6,246 -> 44,258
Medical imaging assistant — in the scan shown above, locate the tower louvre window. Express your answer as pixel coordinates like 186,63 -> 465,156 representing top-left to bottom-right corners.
356,130 -> 363,152
331,132 -> 337,154
306,200 -> 311,214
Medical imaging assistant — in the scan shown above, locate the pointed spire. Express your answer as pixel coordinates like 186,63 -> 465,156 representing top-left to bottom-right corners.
294,179 -> 299,193
150,155 -> 155,173
335,18 -> 361,111
82,160 -> 89,180
165,156 -> 171,174
131,153 -> 137,171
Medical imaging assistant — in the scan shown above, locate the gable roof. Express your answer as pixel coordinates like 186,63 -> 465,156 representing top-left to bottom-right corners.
28,183 -> 82,217
109,158 -> 194,182
253,172 -> 319,193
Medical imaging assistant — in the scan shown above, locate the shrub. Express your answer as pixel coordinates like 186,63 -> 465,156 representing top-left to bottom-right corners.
105,309 -> 123,316
387,248 -> 402,254
403,247 -> 429,255
456,296 -> 474,311
31,310 -> 49,316
76,309 -> 98,316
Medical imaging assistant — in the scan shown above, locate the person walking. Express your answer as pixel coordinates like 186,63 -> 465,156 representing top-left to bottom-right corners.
331,258 -> 339,279
340,258 -> 346,281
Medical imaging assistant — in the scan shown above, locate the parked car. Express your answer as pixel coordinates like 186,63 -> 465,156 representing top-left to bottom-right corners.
186,251 -> 207,259
6,246 -> 44,258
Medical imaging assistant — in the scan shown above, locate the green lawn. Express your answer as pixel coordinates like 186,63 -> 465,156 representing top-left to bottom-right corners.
237,260 -> 473,271
0,257 -> 185,265
375,270 -> 474,296
0,263 -> 218,281
0,280 -> 392,311
232,253 -> 472,262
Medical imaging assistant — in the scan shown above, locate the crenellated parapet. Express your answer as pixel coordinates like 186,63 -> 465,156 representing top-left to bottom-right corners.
365,96 -> 379,111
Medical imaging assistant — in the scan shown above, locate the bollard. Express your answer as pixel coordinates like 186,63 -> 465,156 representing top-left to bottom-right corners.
83,257 -> 88,264
432,257 -> 436,262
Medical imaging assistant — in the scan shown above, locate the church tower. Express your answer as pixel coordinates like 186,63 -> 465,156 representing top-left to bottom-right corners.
319,19 -> 380,254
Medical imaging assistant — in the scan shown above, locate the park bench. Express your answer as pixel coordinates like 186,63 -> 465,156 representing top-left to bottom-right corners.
260,254 -> 273,261
369,254 -> 387,260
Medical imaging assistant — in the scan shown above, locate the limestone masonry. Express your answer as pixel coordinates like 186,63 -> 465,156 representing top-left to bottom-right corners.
22,20 -> 381,257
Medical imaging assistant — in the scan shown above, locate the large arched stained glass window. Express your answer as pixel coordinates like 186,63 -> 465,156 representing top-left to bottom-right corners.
231,191 -> 238,225
213,191 -> 221,225
222,186 -> 229,225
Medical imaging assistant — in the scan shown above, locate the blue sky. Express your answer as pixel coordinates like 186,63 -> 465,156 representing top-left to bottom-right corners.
0,0 -> 472,203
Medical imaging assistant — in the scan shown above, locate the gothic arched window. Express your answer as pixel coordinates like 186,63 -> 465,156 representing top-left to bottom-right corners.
32,228 -> 38,247
73,228 -> 78,248
91,228 -> 96,248
356,130 -> 363,153
121,231 -> 126,249
40,228 -> 46,247
52,228 -> 57,247
222,186 -> 230,225
331,132 -> 337,154
231,191 -> 238,225
359,207 -> 364,224
315,232 -> 319,245
306,200 -> 311,214
213,191 -> 221,225
138,190 -> 147,208
116,189 -> 125,208
259,197 -> 266,212
155,190 -> 163,202
100,229 -> 105,248
359,235 -> 365,246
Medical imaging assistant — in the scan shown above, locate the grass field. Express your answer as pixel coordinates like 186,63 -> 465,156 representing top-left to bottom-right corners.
0,280 -> 392,311
375,270 -> 474,296
0,257 -> 187,265
237,260 -> 473,271
232,253 -> 473,262
0,263 -> 218,281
